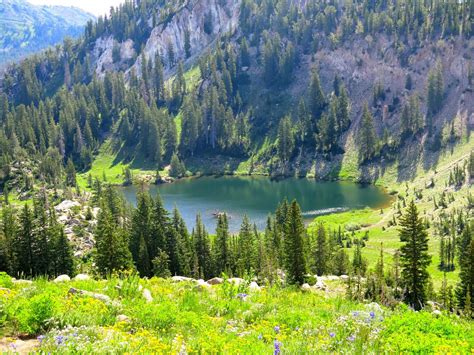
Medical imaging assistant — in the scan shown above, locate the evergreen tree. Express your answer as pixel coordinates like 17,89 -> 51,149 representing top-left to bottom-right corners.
358,103 -> 377,163
95,205 -> 133,276
237,215 -> 256,275
65,158 -> 77,187
129,192 -> 153,276
314,223 -> 328,276
284,200 -> 307,285
15,204 -> 34,277
213,213 -> 230,276
193,214 -> 211,279
456,223 -> 473,316
184,28 -> 192,59
309,70 -> 326,120
399,200 -> 432,310
277,116 -> 294,164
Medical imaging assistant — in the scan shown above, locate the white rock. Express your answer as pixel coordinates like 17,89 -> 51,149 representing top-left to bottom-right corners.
326,275 -> 340,281
116,314 -> 130,322
172,276 -> 194,282
432,310 -> 442,317
54,275 -> 71,283
314,280 -> 327,290
143,288 -> 153,303
207,277 -> 224,285
301,283 -> 312,292
249,281 -> 261,292
195,279 -> 211,289
340,275 -> 350,281
73,274 -> 90,281
55,200 -> 80,213
228,278 -> 245,285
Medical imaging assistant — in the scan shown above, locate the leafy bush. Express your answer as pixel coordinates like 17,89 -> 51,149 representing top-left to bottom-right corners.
0,272 -> 13,288
17,293 -> 56,334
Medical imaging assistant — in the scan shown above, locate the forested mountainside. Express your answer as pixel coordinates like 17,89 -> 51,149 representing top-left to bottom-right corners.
0,0 -> 472,190
0,0 -> 94,66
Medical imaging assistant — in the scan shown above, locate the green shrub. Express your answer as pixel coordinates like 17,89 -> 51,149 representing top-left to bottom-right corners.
17,293 -> 56,334
0,272 -> 13,289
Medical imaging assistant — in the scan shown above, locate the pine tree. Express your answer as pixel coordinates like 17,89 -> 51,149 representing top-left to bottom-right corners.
399,200 -> 432,310
50,223 -> 74,277
213,213 -> 230,276
284,200 -> 307,285
237,215 -> 256,275
455,223 -> 473,315
95,205 -> 133,276
15,204 -> 34,277
184,28 -> 192,59
130,192 -> 152,276
65,158 -> 77,187
193,214 -> 211,279
277,116 -> 294,164
314,223 -> 328,276
309,70 -> 326,120
358,103 -> 377,163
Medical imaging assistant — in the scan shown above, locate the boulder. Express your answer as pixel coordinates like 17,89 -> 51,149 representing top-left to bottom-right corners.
340,275 -> 350,281
172,276 -> 194,282
228,278 -> 245,285
314,280 -> 327,290
207,277 -> 224,285
326,275 -> 340,281
54,275 -> 71,283
301,283 -> 312,292
432,310 -> 442,317
73,274 -> 91,281
143,288 -> 153,303
116,314 -> 130,322
249,281 -> 261,292
55,200 -> 80,213
68,288 -> 112,303
194,279 -> 211,291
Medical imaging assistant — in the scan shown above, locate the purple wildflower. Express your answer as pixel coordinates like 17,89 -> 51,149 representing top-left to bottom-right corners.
55,335 -> 65,345
236,293 -> 248,300
352,311 -> 359,317
295,326 -> 300,331
329,332 -> 336,338
274,325 -> 280,334
274,340 -> 281,355
258,334 -> 263,340
37,335 -> 45,344
347,334 -> 356,342
370,311 -> 376,319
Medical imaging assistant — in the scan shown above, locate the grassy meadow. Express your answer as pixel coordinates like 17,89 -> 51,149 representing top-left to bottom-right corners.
0,274 -> 472,354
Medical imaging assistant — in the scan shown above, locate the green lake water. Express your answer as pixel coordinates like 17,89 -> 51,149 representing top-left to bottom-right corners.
120,176 -> 391,233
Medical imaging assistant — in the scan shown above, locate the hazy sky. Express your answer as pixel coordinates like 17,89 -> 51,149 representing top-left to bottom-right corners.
28,0 -> 125,16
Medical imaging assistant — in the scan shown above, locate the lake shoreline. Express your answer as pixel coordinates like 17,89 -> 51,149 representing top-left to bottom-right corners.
118,175 -> 393,233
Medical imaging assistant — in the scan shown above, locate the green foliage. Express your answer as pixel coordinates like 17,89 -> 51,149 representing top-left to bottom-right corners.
17,293 -> 56,335
399,201 -> 432,310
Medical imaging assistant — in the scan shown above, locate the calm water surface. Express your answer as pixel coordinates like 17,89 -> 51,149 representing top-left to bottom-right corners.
119,176 -> 391,232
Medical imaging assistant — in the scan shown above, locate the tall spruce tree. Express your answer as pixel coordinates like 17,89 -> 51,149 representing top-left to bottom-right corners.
95,205 -> 133,276
314,223 -> 328,276
213,213 -> 230,276
456,223 -> 473,316
358,103 -> 377,163
399,200 -> 432,310
284,200 -> 307,285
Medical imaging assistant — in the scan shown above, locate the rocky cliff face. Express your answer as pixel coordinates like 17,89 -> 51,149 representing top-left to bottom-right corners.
92,0 -> 241,78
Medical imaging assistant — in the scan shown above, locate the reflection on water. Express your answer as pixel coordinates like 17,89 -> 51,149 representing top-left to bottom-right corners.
119,176 -> 391,233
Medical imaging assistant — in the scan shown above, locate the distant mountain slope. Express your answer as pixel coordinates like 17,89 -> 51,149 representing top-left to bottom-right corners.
0,0 -> 94,65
